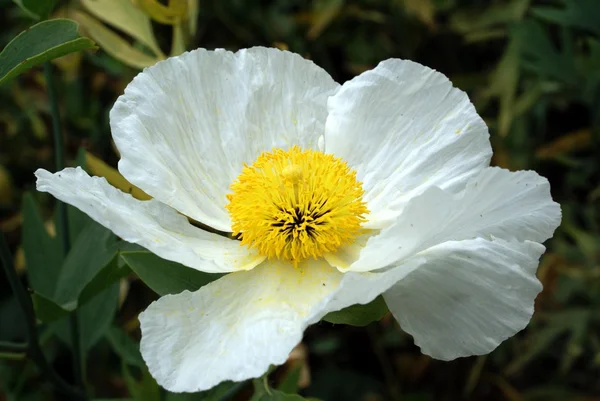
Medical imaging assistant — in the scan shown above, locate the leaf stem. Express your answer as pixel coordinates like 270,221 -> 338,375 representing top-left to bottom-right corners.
0,233 -> 84,400
44,62 -> 86,397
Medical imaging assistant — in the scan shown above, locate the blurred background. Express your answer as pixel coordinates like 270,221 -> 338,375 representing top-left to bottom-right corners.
1,0 -> 599,400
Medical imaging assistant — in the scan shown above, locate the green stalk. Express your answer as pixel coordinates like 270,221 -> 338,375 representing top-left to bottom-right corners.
0,234 -> 83,400
43,62 -> 86,397
0,341 -> 28,353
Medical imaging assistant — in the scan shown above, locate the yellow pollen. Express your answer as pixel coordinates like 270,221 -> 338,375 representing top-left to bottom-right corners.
226,146 -> 368,266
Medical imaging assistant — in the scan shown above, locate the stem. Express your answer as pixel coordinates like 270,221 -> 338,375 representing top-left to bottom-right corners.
0,233 -> 83,400
0,341 -> 28,353
44,62 -> 85,396
43,62 -> 70,254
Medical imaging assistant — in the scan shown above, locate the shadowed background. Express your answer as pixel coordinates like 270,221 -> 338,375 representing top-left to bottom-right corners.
0,0 -> 599,400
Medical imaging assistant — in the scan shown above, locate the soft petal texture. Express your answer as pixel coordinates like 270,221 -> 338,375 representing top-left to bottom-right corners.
35,168 -> 264,273
384,237 -> 545,360
139,257 -> 424,392
111,47 -> 340,232
334,167 -> 561,272
324,59 -> 492,228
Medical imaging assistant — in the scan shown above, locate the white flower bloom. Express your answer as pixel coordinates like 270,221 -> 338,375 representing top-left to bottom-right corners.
35,47 -> 561,393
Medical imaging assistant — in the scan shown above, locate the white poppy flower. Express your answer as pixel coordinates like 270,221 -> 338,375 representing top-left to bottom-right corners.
35,47 -> 561,393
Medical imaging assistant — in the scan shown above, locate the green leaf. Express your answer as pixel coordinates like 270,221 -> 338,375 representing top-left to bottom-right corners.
93,399 -> 133,401
51,284 -> 120,350
31,291 -> 69,322
16,0 -> 56,19
73,11 -> 161,69
81,0 -> 164,58
532,0 -> 600,36
13,0 -> 58,20
323,296 -> 388,326
514,20 -> 578,84
307,0 -> 345,40
123,362 -> 161,401
51,221 -> 118,309
121,251 -> 222,296
30,191 -> 138,323
0,19 -> 96,86
0,297 -> 27,341
165,381 -> 244,401
277,365 -> 302,394
252,379 -> 318,401
21,193 -> 63,298
106,326 -> 145,368
485,32 -> 521,137
257,390 -> 315,401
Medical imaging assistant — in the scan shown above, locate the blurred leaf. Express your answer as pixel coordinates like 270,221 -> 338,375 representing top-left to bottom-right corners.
505,310 -> 592,375
13,0 -> 57,20
166,381 -> 244,401
85,151 -> 151,200
121,251 -> 221,295
106,326 -> 145,368
486,32 -> 521,137
0,19 -> 96,86
536,129 -> 592,159
449,0 -> 530,37
137,0 -> 188,25
487,375 -> 523,401
21,193 -> 63,298
123,362 -> 161,401
73,10 -> 161,69
81,0 -> 164,58
187,0 -> 199,35
400,0 -> 436,28
171,23 -> 186,57
307,0 -> 344,40
256,391 -> 317,401
516,19 -> 578,84
52,284 -> 120,350
252,378 -> 319,401
512,82 -> 548,117
31,291 -> 69,323
277,365 -> 302,394
323,296 -> 388,326
0,297 -> 27,342
532,0 -> 600,36
0,165 -> 14,207
93,399 -> 133,401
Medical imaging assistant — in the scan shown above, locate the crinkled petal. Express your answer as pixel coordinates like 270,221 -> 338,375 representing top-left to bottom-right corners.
335,167 -> 561,272
324,59 -> 492,228
111,47 -> 340,232
384,237 -> 545,360
139,257 -> 423,392
35,168 -> 264,273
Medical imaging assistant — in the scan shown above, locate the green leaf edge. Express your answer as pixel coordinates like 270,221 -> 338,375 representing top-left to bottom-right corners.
0,18 -> 97,86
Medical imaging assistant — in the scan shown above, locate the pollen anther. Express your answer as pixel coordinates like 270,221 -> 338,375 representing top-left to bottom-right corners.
226,146 -> 368,266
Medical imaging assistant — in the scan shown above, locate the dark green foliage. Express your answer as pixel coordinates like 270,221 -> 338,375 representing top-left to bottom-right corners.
1,0 -> 599,400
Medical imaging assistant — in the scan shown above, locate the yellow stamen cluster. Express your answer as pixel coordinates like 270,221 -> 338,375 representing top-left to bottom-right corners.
226,146 -> 367,265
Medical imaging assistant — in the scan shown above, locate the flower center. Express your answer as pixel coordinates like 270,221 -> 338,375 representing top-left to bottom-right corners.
226,146 -> 368,265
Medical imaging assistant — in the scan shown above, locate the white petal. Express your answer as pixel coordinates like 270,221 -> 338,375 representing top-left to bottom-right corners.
35,168 -> 264,273
139,257 -> 423,392
111,47 -> 339,232
339,167 -> 561,272
324,59 -> 492,226
384,238 -> 545,360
